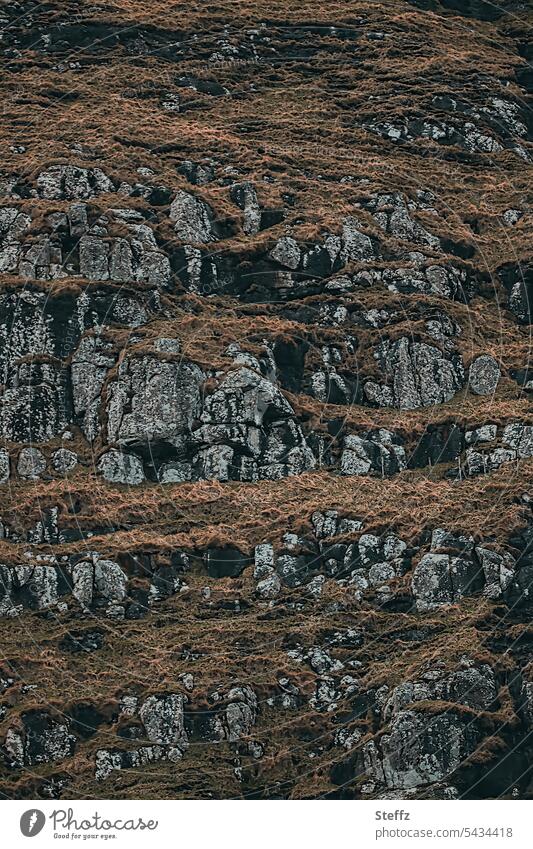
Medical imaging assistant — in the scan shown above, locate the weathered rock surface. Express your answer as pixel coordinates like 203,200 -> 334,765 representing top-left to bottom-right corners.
468,355 -> 501,396
365,337 -> 464,410
0,0 -> 532,805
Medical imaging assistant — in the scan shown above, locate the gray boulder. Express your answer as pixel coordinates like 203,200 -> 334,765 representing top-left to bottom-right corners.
106,355 -> 204,447
5,711 -> 75,768
71,554 -> 127,611
17,447 -> 46,479
0,562 -> 60,615
98,449 -> 145,485
341,217 -> 375,262
502,423 -> 533,458
231,181 -> 262,236
139,694 -> 188,745
195,367 -> 315,481
71,335 -> 115,441
468,355 -> 500,396
270,236 -> 301,269
256,572 -> 282,599
341,430 -> 406,476
0,449 -> 10,483
412,552 -> 482,611
371,710 -> 479,790
79,234 -> 109,281
170,190 -> 217,243
476,547 -> 515,599
222,686 -> 258,743
52,447 -> 78,474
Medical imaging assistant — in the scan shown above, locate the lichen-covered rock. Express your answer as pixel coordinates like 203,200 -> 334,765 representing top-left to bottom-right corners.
94,558 -> 128,602
2,361 -> 70,442
465,424 -> 497,445
71,335 -> 115,441
500,263 -> 533,324
230,181 -> 262,236
16,447 -> 46,479
4,711 -> 75,767
170,190 -> 217,243
0,207 -> 31,273
365,192 -> 441,249
106,355 -> 204,448
0,448 -> 10,483
379,264 -> 468,299
194,367 -> 315,481
256,571 -> 282,598
70,553 -> 127,612
412,551 -> 483,610
95,743 -> 184,782
367,96 -> 529,161
51,447 -> 78,474
221,686 -> 258,742
0,200 -> 171,286
36,165 -> 116,200
139,694 -> 188,745
98,449 -> 145,485
464,422 -> 533,476
270,236 -> 302,269
468,355 -> 500,395
365,337 -> 464,409
367,710 -> 480,790
383,659 -> 497,718
341,430 -> 406,476
0,562 -> 60,614
341,532 -> 410,601
476,547 -> 515,599
340,218 -> 375,262
502,423 -> 533,458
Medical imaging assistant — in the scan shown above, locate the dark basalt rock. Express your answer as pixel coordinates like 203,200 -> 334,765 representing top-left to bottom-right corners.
205,548 -> 251,579
499,262 -> 533,325
408,424 -> 463,468
408,0 -> 510,21
59,630 -> 105,654
3,711 -> 76,768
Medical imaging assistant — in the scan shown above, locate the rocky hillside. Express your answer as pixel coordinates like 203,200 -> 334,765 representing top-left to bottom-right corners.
0,0 -> 532,800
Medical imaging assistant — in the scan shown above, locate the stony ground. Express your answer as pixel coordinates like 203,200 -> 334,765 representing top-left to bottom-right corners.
0,0 -> 532,800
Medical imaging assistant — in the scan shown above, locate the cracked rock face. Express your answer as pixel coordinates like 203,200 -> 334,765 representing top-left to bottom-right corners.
139,694 -> 188,745
370,710 -> 480,790
0,0 -> 532,805
72,335 -> 115,441
5,712 -> 76,768
107,356 -> 204,446
366,337 -> 464,410
193,366 -> 315,482
170,190 -> 218,243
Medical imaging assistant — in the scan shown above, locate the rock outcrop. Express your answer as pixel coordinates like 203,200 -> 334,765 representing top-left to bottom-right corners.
0,0 -> 532,803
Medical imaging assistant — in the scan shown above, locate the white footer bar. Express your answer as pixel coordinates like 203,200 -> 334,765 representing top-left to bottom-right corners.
3,799 -> 530,848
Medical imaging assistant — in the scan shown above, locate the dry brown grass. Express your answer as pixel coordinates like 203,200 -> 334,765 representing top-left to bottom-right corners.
0,0 -> 532,800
